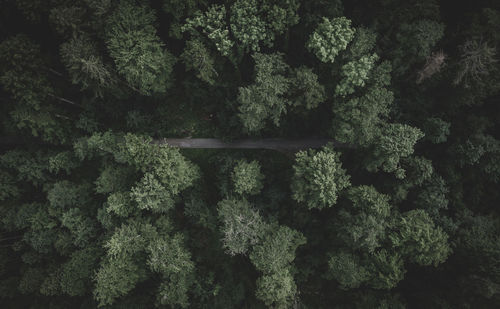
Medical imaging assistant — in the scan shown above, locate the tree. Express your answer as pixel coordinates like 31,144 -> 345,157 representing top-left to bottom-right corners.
392,20 -> 445,75
106,1 -> 175,95
217,198 -> 264,255
60,247 -> 100,296
335,53 -> 379,97
237,53 -> 290,133
346,27 -> 377,60
181,39 -> 217,85
291,145 -> 351,209
231,159 -> 265,195
338,186 -> 391,253
289,66 -> 326,110
250,225 -> 305,307
60,34 -> 114,96
366,123 -> 424,179
255,270 -> 297,308
454,39 -> 497,86
307,17 -> 355,63
332,85 -> 393,145
367,249 -> 406,290
94,255 -> 145,306
182,4 -> 234,57
0,35 -> 69,143
328,251 -> 369,289
148,234 -> 195,308
422,117 -> 450,144
390,210 -> 451,266
230,0 -> 300,52
250,225 -> 306,274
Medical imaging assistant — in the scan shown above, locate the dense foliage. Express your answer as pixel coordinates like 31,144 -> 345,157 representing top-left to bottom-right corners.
1,0 -> 500,308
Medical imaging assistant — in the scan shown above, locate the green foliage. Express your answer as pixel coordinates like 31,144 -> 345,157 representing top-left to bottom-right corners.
422,117 -> 450,144
48,151 -> 79,174
230,0 -> 300,53
393,20 -> 445,75
61,208 -> 97,247
60,35 -> 114,96
106,1 -> 175,95
0,35 -> 67,142
338,186 -> 391,253
307,17 -> 355,63
328,251 -> 369,289
47,181 -> 91,210
182,4 -> 234,56
390,210 -> 451,266
238,53 -> 290,133
1,1 -> 499,308
347,27 -> 377,59
456,214 -> 500,298
332,86 -> 393,145
232,159 -> 265,195
106,192 -> 133,217
291,145 -> 351,209
148,234 -> 195,308
130,172 -> 174,212
217,198 -> 264,255
250,225 -> 306,274
290,66 -> 326,110
0,150 -> 49,186
49,5 -> 87,37
454,39 -> 497,86
94,255 -> 145,307
181,39 -> 217,85
255,269 -> 297,308
230,0 -> 269,53
60,247 -> 100,296
367,249 -> 405,290
335,53 -> 379,97
95,164 -> 135,194
415,174 -> 449,216
402,156 -> 434,187
366,124 -> 425,179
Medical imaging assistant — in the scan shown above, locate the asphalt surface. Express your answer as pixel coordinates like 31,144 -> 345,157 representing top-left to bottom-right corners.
155,138 -> 348,150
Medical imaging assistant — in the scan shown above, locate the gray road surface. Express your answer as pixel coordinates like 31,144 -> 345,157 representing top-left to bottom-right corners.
155,138 -> 349,150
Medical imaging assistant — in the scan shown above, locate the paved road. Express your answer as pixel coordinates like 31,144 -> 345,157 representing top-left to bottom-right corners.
0,137 -> 350,151
155,138 -> 349,150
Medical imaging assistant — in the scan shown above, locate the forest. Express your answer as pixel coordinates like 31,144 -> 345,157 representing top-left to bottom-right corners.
0,0 -> 499,308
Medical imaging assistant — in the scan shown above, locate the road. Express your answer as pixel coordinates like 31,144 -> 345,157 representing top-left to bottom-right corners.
155,138 -> 349,150
0,137 -> 351,151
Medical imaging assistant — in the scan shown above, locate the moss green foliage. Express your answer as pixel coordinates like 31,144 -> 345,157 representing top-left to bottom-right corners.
238,53 -> 290,133
307,17 -> 355,63
2,1 -> 500,308
232,159 -> 265,195
335,53 -> 379,97
328,251 -> 369,289
106,1 -> 175,95
0,35 -> 67,143
332,85 -> 393,145
60,35 -> 114,96
217,198 -> 264,255
290,66 -> 326,110
339,186 -> 391,253
391,210 -> 451,266
291,145 -> 351,209
182,4 -> 234,57
230,0 -> 300,52
181,39 -> 217,85
366,124 -> 425,179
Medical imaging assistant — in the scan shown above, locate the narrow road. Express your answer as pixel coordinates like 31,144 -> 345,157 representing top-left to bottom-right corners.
155,138 -> 349,150
0,137 -> 351,151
